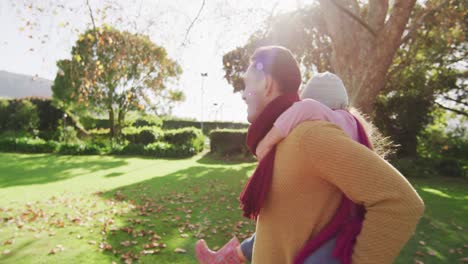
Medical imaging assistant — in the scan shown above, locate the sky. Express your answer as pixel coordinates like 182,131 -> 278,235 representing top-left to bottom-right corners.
0,0 -> 316,122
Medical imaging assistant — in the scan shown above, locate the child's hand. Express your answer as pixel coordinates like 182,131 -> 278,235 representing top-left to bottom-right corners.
256,141 -> 271,161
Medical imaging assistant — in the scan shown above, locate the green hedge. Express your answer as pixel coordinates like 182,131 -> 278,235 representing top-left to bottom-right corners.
0,127 -> 205,158
209,129 -> 249,156
0,137 -> 60,153
58,143 -> 102,155
0,98 -> 64,136
162,120 -> 248,134
163,127 -> 204,153
82,115 -> 163,130
122,126 -> 164,145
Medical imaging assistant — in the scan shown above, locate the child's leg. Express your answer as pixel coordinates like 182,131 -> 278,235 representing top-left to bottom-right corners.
239,234 -> 255,262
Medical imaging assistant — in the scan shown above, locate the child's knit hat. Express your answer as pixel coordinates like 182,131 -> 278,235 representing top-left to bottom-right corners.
300,72 -> 349,110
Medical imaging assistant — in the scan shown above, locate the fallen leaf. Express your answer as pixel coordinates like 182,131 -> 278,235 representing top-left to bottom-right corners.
174,248 -> 186,253
120,241 -> 131,247
419,241 -> 426,246
88,240 -> 97,245
99,242 -> 112,251
140,249 -> 160,255
3,239 -> 14,245
180,234 -> 189,238
144,242 -> 158,249
3,249 -> 11,255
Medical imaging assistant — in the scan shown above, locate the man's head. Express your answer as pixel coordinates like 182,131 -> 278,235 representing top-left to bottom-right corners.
242,46 -> 301,123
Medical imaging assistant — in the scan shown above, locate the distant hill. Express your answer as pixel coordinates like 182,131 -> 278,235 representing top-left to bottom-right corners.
0,70 -> 52,99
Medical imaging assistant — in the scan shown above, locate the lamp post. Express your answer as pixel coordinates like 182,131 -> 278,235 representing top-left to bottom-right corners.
200,72 -> 208,132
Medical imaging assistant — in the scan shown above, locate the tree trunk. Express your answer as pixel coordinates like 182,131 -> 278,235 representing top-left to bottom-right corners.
109,107 -> 115,140
318,0 -> 417,115
116,109 -> 125,141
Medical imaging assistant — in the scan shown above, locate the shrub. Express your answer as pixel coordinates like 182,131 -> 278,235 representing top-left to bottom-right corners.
209,129 -> 248,156
112,144 -> 146,156
144,142 -> 173,157
122,126 -> 163,145
61,126 -> 80,144
0,137 -> 60,153
0,137 -> 17,152
163,127 -> 204,153
437,158 -> 465,178
0,99 -> 10,131
130,115 -> 163,127
27,97 -> 64,132
58,143 -> 102,155
162,119 -> 248,134
9,100 -> 40,132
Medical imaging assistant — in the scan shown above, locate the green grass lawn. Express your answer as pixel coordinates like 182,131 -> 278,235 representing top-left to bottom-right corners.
0,153 -> 466,263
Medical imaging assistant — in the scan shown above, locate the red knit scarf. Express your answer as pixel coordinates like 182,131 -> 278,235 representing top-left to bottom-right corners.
239,92 -> 300,219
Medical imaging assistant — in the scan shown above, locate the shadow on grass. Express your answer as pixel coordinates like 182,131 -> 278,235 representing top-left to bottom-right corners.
196,152 -> 256,165
0,153 -> 128,188
98,163 -> 256,263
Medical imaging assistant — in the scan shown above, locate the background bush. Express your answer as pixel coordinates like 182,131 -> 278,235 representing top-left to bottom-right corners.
163,127 -> 204,154
0,137 -> 60,153
209,129 -> 248,156
58,143 -> 102,155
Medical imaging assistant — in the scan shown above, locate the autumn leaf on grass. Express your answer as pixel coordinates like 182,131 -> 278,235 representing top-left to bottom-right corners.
120,241 -> 131,247
99,242 -> 113,251
3,239 -> 14,245
49,244 -> 65,255
143,242 -> 159,249
140,249 -> 160,255
174,248 -> 187,254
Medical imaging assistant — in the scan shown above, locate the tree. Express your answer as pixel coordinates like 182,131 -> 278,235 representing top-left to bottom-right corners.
222,0 -> 466,158
223,5 -> 332,93
224,1 -> 463,115
374,0 -> 467,157
316,0 -> 419,114
52,26 -> 183,139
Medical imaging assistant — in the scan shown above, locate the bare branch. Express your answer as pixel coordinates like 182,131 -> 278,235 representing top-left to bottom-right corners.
444,96 -> 468,107
86,0 -> 97,34
262,1 -> 280,39
182,0 -> 206,46
435,102 -> 468,117
329,0 -> 377,37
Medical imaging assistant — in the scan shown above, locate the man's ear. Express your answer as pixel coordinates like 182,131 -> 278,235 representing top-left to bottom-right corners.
264,75 -> 274,97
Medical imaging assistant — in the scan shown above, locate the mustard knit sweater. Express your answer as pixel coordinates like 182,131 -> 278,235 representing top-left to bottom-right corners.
251,121 -> 425,264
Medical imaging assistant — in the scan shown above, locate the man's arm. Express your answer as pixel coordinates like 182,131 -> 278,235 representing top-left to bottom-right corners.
300,121 -> 424,264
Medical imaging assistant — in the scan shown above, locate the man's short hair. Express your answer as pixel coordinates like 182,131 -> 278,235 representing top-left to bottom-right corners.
250,46 -> 301,93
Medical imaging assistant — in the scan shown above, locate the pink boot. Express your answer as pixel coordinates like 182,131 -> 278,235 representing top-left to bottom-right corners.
195,237 -> 241,264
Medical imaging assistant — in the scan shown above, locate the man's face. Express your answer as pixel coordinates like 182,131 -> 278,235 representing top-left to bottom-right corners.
242,63 -> 268,123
